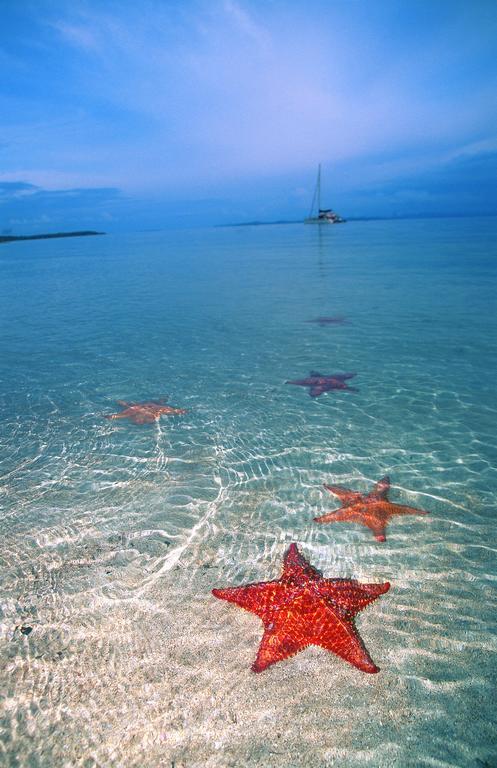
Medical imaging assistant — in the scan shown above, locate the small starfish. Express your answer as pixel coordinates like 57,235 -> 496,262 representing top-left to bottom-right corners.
286,371 -> 357,397
314,476 -> 429,541
212,543 -> 390,674
105,399 -> 187,424
306,316 -> 348,326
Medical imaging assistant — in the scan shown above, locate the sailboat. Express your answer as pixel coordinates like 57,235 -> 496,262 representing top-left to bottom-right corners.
304,164 -> 345,224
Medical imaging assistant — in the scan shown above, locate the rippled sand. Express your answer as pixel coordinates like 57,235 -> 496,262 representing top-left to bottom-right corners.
2,518 -> 496,767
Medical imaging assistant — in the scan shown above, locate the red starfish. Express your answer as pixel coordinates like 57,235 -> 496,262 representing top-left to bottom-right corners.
212,543 -> 389,674
286,371 -> 357,397
104,400 -> 187,424
314,476 -> 429,541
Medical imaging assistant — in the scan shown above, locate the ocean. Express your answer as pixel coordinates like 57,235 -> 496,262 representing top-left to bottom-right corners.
1,218 -> 496,767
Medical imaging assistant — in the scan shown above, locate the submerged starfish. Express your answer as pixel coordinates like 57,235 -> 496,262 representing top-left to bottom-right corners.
314,476 -> 429,541
286,371 -> 357,397
306,316 -> 348,326
212,543 -> 390,673
105,399 -> 187,424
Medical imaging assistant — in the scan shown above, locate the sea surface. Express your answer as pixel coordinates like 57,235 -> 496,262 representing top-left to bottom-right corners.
1,218 -> 496,767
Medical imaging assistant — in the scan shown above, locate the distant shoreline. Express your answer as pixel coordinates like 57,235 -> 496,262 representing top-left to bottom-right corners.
217,213 -> 497,228
0,230 -> 105,244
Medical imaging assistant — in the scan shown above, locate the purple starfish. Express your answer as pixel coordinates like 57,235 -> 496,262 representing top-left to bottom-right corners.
306,316 -> 348,326
286,371 -> 358,397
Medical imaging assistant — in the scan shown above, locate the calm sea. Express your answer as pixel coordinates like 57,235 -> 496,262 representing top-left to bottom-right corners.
1,218 -> 496,767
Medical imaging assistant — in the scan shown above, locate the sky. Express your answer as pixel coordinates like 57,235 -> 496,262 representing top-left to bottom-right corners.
1,0 -> 497,232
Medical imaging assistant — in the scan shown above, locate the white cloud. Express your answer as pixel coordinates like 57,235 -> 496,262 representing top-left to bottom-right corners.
222,0 -> 270,48
50,20 -> 100,51
4,0 -> 497,202
0,169 -> 115,190
445,136 -> 497,162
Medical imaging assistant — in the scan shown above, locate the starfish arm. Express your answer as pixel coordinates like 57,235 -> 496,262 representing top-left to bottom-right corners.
282,543 -> 322,583
130,412 -> 158,424
252,622 -> 306,673
314,508 -> 359,524
212,582 -> 288,621
370,476 -> 391,500
389,502 -> 429,517
319,579 -> 390,616
286,378 -> 312,387
313,612 -> 381,673
314,504 -> 389,541
365,517 -> 388,542
323,484 -> 364,505
309,385 -> 326,397
105,412 -> 125,420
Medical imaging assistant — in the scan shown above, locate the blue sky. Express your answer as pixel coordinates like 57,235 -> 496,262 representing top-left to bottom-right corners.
1,0 -> 497,231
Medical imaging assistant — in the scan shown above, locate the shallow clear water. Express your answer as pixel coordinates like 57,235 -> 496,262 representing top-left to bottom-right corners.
1,219 -> 496,767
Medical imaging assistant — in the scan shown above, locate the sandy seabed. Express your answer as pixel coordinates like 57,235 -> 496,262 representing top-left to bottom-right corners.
2,530 -> 496,768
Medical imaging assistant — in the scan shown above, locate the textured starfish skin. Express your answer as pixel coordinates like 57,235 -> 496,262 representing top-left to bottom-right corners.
314,476 -> 429,541
286,371 -> 357,397
105,400 -> 187,424
306,316 -> 348,326
212,543 -> 389,674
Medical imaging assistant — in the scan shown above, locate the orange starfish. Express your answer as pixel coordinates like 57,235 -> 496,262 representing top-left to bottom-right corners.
212,543 -> 390,673
104,399 -> 187,424
314,476 -> 429,541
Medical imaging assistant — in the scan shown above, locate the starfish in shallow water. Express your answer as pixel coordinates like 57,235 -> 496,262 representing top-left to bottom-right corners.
105,399 -> 187,424
306,316 -> 348,326
212,543 -> 389,673
286,371 -> 357,397
314,476 -> 429,541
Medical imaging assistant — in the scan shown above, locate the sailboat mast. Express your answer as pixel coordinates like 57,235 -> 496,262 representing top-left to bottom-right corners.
317,163 -> 321,212
304,162 -> 345,224
308,165 -> 320,218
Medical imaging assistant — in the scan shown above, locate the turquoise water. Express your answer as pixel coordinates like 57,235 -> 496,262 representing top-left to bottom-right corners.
1,219 -> 496,767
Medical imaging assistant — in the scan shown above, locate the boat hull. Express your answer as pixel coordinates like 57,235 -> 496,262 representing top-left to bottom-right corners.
304,217 -> 345,224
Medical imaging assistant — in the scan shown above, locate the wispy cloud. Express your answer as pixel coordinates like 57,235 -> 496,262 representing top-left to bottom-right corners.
0,182 -> 38,200
0,180 -> 122,233
41,1 -> 497,181
222,0 -> 270,48
50,19 -> 100,51
1,0 -> 496,224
